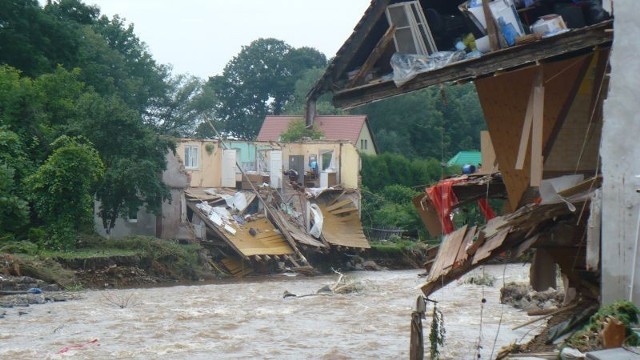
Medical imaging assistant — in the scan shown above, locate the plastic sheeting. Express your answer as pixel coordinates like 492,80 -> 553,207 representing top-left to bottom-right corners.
391,51 -> 466,87
309,204 -> 324,238
221,192 -> 250,213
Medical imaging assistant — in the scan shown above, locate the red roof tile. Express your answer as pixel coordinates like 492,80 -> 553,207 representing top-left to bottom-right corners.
256,115 -> 368,144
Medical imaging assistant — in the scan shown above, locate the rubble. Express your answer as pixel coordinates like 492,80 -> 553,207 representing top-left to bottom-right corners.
500,282 -> 564,312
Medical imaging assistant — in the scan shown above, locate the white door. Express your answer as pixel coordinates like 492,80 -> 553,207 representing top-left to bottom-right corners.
221,149 -> 236,188
269,150 -> 282,189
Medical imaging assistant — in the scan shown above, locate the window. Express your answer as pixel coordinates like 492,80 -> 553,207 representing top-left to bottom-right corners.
364,139 -> 368,150
184,145 -> 199,169
320,150 -> 334,171
385,1 -> 437,55
361,139 -> 365,149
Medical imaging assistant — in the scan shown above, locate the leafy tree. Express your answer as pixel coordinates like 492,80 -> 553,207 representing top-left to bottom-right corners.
146,74 -> 216,137
355,84 -> 485,159
73,92 -> 173,234
27,136 -> 104,249
0,165 -> 29,238
207,38 -> 327,139
284,67 -> 344,116
280,119 -> 324,142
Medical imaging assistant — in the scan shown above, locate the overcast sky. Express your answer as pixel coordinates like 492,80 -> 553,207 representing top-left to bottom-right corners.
85,0 -> 371,79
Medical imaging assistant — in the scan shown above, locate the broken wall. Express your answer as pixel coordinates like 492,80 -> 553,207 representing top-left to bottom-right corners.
159,151 -> 193,240
601,1 -> 640,306
280,141 -> 361,189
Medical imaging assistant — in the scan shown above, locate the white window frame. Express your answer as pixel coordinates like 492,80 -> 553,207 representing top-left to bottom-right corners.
386,1 -> 437,55
184,145 -> 199,169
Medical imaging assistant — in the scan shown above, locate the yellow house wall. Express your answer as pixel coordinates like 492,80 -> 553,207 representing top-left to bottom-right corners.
357,126 -> 377,155
176,139 -> 222,188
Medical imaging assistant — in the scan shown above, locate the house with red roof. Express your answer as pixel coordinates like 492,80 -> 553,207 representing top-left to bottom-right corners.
256,115 -> 378,155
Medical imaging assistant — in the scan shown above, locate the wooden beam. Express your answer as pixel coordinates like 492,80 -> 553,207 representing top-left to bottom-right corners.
482,0 -> 500,51
310,0 -> 392,96
347,25 -> 396,88
515,81 -> 536,170
332,21 -> 612,109
530,71 -> 545,186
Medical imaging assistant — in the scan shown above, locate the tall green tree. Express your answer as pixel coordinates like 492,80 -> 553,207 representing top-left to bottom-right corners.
355,84 -> 485,159
205,38 -> 327,139
27,136 -> 104,248
283,67 -> 344,116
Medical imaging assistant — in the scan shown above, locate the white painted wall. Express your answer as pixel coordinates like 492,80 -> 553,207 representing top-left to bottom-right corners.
601,2 -> 640,305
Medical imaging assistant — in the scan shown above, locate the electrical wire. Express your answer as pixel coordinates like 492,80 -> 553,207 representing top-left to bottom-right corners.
489,259 -> 508,359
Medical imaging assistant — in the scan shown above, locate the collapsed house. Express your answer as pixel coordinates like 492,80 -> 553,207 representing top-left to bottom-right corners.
307,0 -> 630,314
98,137 -> 371,276
180,138 -> 370,274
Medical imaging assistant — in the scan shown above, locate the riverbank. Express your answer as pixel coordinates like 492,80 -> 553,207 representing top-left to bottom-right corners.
0,236 -> 430,291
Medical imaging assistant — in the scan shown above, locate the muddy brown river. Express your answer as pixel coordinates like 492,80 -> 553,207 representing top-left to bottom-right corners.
1,264 -> 542,359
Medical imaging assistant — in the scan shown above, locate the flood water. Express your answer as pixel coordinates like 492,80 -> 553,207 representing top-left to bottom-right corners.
1,264 -> 542,359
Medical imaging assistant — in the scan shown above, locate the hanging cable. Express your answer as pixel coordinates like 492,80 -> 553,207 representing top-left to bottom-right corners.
489,258 -> 508,359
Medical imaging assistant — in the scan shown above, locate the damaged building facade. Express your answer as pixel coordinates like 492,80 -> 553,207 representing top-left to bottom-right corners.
306,0 -> 636,314
96,137 -> 370,275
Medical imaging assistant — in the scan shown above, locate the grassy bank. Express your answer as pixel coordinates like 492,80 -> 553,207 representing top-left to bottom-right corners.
0,234 -> 209,289
367,239 -> 437,269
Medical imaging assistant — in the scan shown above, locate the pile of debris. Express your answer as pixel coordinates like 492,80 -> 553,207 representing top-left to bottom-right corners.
283,271 -> 369,299
500,282 -> 564,312
185,182 -> 371,277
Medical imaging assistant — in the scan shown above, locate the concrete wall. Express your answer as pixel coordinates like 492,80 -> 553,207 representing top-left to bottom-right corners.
94,202 -> 157,239
601,2 -> 640,305
94,150 -> 193,240
160,151 -> 192,240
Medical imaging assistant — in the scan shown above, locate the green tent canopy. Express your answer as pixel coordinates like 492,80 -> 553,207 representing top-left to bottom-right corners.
447,151 -> 481,167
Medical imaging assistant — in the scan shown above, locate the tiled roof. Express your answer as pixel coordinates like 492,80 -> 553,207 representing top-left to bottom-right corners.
256,115 -> 368,144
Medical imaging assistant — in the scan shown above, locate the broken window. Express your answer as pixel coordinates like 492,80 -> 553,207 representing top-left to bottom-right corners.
320,150 -> 335,171
184,145 -> 199,169
386,1 -> 437,55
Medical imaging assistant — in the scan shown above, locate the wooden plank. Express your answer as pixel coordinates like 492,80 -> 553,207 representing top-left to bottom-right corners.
472,228 -> 510,264
482,0 -> 500,51
330,207 -> 358,215
466,230 -> 486,256
412,194 -> 443,238
530,75 -> 545,186
325,199 -> 353,212
454,225 -> 477,267
332,21 -> 612,109
515,84 -> 535,170
347,25 -> 396,88
479,131 -> 498,174
427,226 -> 468,281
